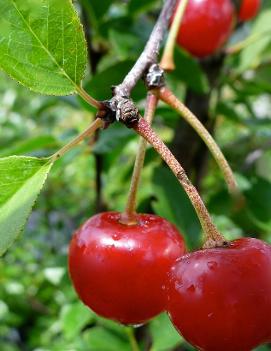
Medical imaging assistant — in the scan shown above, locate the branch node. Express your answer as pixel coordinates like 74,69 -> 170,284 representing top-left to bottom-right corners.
114,97 -> 139,127
97,97 -> 139,129
144,64 -> 165,89
96,102 -> 116,129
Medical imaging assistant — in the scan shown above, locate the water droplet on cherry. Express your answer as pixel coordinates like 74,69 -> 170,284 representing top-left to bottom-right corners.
187,284 -> 195,293
207,261 -> 218,270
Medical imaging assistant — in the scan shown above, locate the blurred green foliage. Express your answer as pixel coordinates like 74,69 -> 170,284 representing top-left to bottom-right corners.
1,0 -> 271,350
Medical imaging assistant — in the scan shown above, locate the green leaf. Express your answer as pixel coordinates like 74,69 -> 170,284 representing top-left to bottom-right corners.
255,345 -> 271,351
173,47 -> 209,94
152,166 -> 201,248
85,60 -> 146,102
87,0 -> 111,20
60,302 -> 94,340
92,123 -> 134,155
256,150 -> 271,183
212,215 -> 243,241
216,101 -> 243,123
96,316 -> 130,337
238,9 -> 271,72
0,135 -> 58,157
244,176 -> 271,232
0,156 -> 52,255
43,266 -> 65,285
108,29 -> 143,60
149,313 -> 182,351
0,0 -> 87,95
83,327 -> 130,351
128,0 -> 158,15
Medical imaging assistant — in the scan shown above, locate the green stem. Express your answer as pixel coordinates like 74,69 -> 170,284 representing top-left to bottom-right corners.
157,86 -> 241,197
126,327 -> 140,351
160,0 -> 189,71
120,93 -> 158,225
50,118 -> 104,162
76,86 -> 102,109
226,30 -> 271,55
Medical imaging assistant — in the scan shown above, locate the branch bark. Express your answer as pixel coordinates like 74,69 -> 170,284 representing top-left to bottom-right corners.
114,0 -> 177,97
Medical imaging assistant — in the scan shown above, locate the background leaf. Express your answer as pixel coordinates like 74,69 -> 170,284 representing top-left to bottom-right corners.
82,0 -> 111,21
238,9 -> 271,71
172,48 -> 209,94
85,60 -> 145,102
0,1 -> 271,351
60,302 -> 94,340
149,313 -> 182,351
0,135 -> 58,157
0,156 -> 52,255
152,166 -> 201,248
128,0 -> 159,15
83,327 -> 130,351
0,0 -> 87,95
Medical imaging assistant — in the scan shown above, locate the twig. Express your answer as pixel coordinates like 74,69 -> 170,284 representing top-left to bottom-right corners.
114,0 -> 177,97
50,118 -> 104,162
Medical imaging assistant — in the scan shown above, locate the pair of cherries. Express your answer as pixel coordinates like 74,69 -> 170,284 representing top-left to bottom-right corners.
174,0 -> 261,58
69,211 -> 271,351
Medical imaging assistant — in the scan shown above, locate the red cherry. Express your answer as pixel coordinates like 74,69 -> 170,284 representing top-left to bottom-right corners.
68,211 -> 186,325
239,0 -> 261,21
174,0 -> 235,58
167,238 -> 271,351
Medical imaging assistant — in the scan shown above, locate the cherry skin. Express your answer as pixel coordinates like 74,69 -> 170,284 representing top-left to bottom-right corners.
239,0 -> 261,21
174,0 -> 234,58
167,238 -> 271,351
68,211 -> 186,325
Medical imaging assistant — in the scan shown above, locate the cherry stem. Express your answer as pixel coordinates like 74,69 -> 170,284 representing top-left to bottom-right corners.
226,29 -> 271,55
120,93 -> 158,225
156,86 -> 241,198
160,0 -> 189,71
134,117 -> 226,247
125,327 -> 140,351
76,86 -> 103,109
50,118 -> 104,162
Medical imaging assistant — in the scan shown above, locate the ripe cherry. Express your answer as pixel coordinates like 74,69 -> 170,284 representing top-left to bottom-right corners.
239,0 -> 261,21
68,211 -> 186,325
173,0 -> 235,58
167,238 -> 271,351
